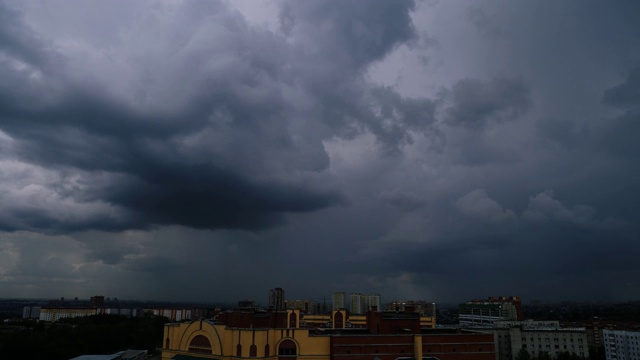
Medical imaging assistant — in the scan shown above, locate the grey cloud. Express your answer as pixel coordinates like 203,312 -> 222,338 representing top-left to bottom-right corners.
0,2 -> 51,67
444,77 -> 531,129
364,86 -> 438,153
286,0 -> 416,67
598,68 -> 640,159
535,117 -> 590,148
377,189 -> 424,211
522,190 -> 597,226
279,2 -> 295,36
3,0 -> 640,303
599,109 -> 640,159
454,189 -> 516,223
0,0 -> 437,235
466,5 -> 502,38
602,67 -> 640,109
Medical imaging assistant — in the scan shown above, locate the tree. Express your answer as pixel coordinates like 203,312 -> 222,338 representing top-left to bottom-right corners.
537,351 -> 552,360
556,351 -> 573,360
516,348 -> 532,360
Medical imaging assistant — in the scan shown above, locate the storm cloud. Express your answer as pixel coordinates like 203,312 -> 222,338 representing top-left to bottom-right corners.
1,0 -> 640,303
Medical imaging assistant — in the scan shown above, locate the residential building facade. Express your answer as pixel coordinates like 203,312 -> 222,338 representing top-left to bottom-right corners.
604,329 -> 640,360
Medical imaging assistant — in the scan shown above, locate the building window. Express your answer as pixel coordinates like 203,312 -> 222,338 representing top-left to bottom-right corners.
250,345 -> 257,357
265,344 -> 270,356
237,344 -> 242,357
188,335 -> 213,354
278,339 -> 297,358
165,338 -> 170,349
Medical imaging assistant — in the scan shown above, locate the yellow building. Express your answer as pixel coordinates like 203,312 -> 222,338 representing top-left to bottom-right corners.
420,316 -> 436,328
162,318 -> 330,360
162,308 -> 493,360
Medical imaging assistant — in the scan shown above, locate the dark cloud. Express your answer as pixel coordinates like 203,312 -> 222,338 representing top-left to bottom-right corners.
444,76 -> 531,129
599,68 -> 640,159
2,0 -> 640,303
466,5 -> 502,37
286,0 -> 416,67
602,67 -> 640,109
0,0 -> 425,233
364,86 -> 438,153
535,118 -> 589,148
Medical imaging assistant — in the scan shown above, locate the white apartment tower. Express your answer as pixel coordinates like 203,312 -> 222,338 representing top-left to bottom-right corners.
367,294 -> 381,311
332,292 -> 346,310
349,293 -> 368,314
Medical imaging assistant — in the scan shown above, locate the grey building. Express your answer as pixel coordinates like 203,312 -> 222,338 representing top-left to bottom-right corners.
604,329 -> 640,360
481,320 -> 589,360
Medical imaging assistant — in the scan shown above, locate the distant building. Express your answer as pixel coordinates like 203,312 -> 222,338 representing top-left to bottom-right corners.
90,295 -> 105,308
367,294 -> 381,311
285,299 -> 315,314
386,300 -> 435,316
38,306 -> 145,322
237,300 -> 256,309
459,296 -> 522,327
147,308 -> 195,321
604,329 -> 640,360
481,320 -> 589,360
269,288 -> 285,311
349,293 -> 368,314
332,291 -> 345,311
39,307 -> 97,322
22,306 -> 41,319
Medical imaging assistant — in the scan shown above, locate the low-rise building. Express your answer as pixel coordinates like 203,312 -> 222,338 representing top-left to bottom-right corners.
459,297 -> 522,328
482,320 -> 589,360
39,307 -> 98,322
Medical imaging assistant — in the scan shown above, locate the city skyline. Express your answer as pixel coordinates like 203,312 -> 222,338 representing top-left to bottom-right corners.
1,0 -> 640,303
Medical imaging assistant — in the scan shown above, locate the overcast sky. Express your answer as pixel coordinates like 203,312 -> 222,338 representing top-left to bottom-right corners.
1,0 -> 640,305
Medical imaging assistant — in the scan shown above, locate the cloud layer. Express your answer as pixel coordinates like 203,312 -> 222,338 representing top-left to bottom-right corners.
1,0 -> 640,303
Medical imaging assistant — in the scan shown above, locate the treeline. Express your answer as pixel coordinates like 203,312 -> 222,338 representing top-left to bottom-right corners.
0,314 -> 167,359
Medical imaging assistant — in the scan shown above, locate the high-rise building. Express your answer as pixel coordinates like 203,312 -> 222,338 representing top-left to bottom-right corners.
90,295 -> 105,308
285,299 -> 315,314
269,288 -> 285,311
604,330 -> 640,360
332,292 -> 345,311
367,294 -> 381,311
349,293 -> 368,314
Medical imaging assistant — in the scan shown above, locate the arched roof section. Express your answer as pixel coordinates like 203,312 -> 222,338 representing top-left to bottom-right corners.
276,338 -> 300,350
179,320 -> 224,356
